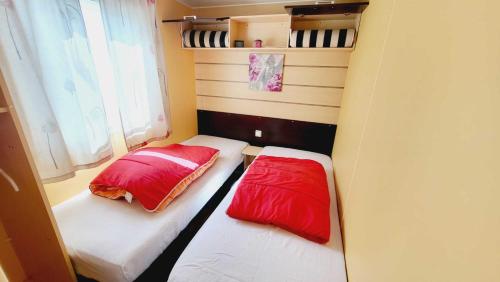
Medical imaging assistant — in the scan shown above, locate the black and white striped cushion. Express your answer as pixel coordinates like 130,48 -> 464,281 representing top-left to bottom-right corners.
290,29 -> 356,48
182,30 -> 229,48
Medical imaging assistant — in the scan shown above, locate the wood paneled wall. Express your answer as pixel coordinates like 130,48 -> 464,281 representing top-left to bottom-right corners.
194,50 -> 351,124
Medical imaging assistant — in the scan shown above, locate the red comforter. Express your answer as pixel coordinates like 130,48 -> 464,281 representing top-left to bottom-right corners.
90,144 -> 219,212
227,155 -> 331,243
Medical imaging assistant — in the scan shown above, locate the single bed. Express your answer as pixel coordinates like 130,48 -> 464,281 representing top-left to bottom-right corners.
168,146 -> 347,282
53,135 -> 248,282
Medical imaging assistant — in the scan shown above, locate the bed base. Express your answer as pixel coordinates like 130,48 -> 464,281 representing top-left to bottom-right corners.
76,163 -> 244,282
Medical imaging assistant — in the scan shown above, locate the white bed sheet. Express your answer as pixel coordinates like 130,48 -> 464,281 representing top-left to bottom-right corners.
53,135 -> 248,282
168,146 -> 347,282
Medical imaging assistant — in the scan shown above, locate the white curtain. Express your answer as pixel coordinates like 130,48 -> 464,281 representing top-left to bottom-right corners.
0,0 -> 112,182
99,0 -> 170,149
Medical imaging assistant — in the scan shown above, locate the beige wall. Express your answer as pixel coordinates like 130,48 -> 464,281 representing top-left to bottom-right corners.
333,0 -> 500,281
332,0 -> 392,222
158,0 -> 198,145
44,0 -> 197,206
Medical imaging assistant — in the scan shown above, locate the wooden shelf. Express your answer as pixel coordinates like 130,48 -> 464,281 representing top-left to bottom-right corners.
169,5 -> 369,50
230,14 -> 290,48
183,47 -> 353,52
285,2 -> 369,16
292,13 -> 359,30
162,17 -> 229,24
0,107 -> 9,114
292,14 -> 359,21
231,14 -> 290,23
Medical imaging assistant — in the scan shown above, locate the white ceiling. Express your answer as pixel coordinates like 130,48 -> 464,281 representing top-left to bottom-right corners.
177,0 -> 316,8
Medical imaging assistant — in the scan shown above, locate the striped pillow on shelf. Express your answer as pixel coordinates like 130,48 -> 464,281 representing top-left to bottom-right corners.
182,30 -> 229,48
290,29 -> 356,48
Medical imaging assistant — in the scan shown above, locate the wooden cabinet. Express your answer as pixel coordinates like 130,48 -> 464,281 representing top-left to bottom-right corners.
177,13 -> 363,51
0,71 -> 75,281
242,146 -> 263,170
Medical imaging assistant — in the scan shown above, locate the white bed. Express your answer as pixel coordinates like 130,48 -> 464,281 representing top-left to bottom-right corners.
168,146 -> 347,282
53,135 -> 248,282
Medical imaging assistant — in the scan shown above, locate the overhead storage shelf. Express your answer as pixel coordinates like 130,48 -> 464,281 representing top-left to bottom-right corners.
230,15 -> 291,49
285,2 -> 369,16
163,2 -> 369,51
183,47 -> 353,52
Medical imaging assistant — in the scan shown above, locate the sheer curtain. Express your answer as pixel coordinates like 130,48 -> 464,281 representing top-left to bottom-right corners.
99,0 -> 170,149
0,0 -> 112,182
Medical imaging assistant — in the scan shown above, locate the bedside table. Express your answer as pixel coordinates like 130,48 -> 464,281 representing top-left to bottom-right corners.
242,145 -> 263,170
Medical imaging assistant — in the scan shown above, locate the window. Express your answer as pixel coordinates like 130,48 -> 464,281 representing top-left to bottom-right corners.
1,0 -> 169,181
80,0 -> 122,133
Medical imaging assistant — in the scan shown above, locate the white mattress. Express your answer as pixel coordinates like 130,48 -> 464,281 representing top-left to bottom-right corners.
53,135 -> 248,282
168,146 -> 347,282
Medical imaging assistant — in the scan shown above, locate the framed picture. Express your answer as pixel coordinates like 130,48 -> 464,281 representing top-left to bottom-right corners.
249,53 -> 284,92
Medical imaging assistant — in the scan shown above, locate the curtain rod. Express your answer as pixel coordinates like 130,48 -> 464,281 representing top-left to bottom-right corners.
162,16 -> 229,23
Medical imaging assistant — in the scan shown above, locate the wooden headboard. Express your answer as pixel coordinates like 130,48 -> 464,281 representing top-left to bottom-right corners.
194,49 -> 348,125
198,110 -> 336,155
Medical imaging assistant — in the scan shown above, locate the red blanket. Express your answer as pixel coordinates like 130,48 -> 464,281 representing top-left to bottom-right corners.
227,155 -> 331,243
90,144 -> 219,212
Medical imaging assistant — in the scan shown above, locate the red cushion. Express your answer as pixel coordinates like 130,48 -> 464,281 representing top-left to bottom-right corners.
226,155 -> 330,243
90,144 -> 219,212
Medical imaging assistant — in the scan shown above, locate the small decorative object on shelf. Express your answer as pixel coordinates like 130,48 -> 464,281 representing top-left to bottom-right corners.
235,40 -> 244,47
254,39 -> 263,48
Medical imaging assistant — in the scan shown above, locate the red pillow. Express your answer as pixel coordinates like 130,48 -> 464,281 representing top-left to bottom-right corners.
90,144 -> 219,212
226,155 -> 330,243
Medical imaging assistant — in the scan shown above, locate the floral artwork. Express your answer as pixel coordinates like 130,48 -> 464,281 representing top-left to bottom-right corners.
249,53 -> 284,92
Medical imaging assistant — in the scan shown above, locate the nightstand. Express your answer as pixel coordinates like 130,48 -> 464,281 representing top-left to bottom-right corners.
242,145 -> 263,170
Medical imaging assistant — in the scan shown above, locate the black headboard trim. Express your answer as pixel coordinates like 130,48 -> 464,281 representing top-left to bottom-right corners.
197,110 -> 336,155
